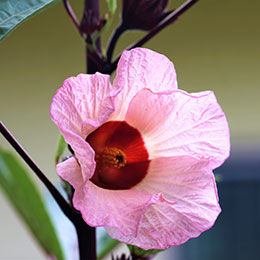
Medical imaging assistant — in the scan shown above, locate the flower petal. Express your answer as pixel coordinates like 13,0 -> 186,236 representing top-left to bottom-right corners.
111,48 -> 178,120
58,127 -> 96,181
50,73 -> 120,139
77,181 -> 153,237
107,156 -> 220,249
125,89 -> 230,169
56,156 -> 87,211
56,156 -> 83,188
136,156 -> 220,215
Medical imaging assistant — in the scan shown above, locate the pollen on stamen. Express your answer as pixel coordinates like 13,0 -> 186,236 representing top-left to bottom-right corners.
102,147 -> 127,168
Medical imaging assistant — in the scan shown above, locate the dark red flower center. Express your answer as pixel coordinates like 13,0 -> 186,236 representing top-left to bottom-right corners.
86,121 -> 150,190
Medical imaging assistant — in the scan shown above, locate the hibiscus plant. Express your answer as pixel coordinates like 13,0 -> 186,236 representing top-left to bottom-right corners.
0,0 -> 230,260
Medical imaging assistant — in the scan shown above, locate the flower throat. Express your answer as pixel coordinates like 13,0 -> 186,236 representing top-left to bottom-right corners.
86,121 -> 150,190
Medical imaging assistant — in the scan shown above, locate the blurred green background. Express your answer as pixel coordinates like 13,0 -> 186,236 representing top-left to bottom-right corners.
0,0 -> 259,259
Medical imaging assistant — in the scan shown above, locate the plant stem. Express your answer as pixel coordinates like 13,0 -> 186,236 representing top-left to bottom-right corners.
0,122 -> 97,259
87,50 -> 105,72
74,214 -> 97,260
0,121 -> 75,221
130,0 -> 199,49
84,0 -> 101,74
62,0 -> 82,36
108,0 -> 199,74
106,23 -> 126,63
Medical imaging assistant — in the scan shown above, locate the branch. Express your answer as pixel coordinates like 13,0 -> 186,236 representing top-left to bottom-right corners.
0,121 -> 75,221
106,23 -> 126,63
62,0 -> 82,36
87,50 -> 105,72
74,215 -> 97,260
130,0 -> 199,49
84,0 -> 102,75
109,0 -> 199,74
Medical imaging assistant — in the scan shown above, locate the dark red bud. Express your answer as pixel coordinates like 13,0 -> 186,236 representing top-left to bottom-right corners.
80,10 -> 104,38
122,0 -> 169,31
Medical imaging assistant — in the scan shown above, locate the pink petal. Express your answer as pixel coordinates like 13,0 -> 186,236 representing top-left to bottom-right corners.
77,181 -> 153,237
58,127 -> 96,181
56,156 -> 87,211
136,156 -> 220,218
107,156 -> 220,249
125,89 -> 230,169
111,48 -> 178,120
50,73 -> 119,139
56,156 -> 83,188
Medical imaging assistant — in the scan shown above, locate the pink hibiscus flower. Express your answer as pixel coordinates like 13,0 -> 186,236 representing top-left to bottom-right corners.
50,48 -> 230,250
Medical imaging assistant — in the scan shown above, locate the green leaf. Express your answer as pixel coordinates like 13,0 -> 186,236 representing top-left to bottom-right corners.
0,147 -> 65,260
106,0 -> 117,14
55,134 -> 67,164
97,232 -> 120,260
127,244 -> 164,258
214,173 -> 223,183
0,0 -> 60,42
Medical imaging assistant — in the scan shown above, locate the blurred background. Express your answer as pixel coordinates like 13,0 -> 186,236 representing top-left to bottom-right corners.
0,0 -> 259,259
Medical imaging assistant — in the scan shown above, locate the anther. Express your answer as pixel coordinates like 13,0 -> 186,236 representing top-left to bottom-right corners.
101,147 -> 127,168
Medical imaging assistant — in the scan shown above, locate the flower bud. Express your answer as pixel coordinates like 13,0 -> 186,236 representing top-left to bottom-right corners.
80,10 -> 105,38
121,0 -> 169,31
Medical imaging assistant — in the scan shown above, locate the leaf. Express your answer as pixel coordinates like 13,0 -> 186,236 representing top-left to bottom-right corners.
127,244 -> 164,258
106,0 -> 117,14
55,134 -> 67,164
45,186 -> 78,260
97,229 -> 120,259
0,147 -> 65,260
0,0 -> 59,42
214,173 -> 223,183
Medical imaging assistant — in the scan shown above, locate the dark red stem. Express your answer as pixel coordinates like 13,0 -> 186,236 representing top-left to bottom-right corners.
130,0 -> 198,49
0,121 -> 75,220
0,121 -> 97,259
109,0 -> 199,74
62,0 -> 82,36
106,23 -> 126,63
84,0 -> 102,74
